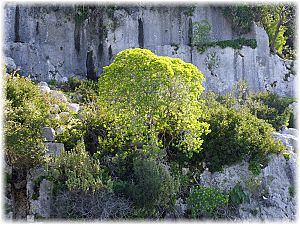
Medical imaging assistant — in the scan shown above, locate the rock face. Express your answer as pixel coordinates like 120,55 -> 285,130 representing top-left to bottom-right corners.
3,4 -> 296,96
199,128 -> 297,221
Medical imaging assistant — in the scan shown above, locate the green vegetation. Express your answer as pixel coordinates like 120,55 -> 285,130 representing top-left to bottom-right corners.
194,92 -> 285,173
187,185 -> 229,218
192,20 -> 211,46
98,48 -> 210,158
191,18 -> 257,53
4,47 -> 293,220
196,38 -> 257,54
247,92 -> 295,130
48,140 -> 112,192
126,158 -> 179,217
4,74 -> 51,170
229,184 -> 249,205
220,4 -> 296,59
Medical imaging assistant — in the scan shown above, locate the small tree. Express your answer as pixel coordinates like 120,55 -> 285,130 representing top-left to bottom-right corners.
4,74 -> 51,218
192,20 -> 211,46
98,48 -> 210,157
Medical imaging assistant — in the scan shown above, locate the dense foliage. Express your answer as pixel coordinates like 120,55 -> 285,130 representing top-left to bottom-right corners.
4,46 -> 294,220
196,38 -> 257,53
187,185 -> 229,218
192,20 -> 211,46
247,92 -> 295,130
98,48 -> 210,157
220,3 -> 296,59
126,158 -> 179,217
194,92 -> 286,173
4,74 -> 51,170
48,140 -> 112,192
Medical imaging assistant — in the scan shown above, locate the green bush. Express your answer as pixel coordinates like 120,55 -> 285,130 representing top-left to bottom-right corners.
247,92 -> 295,130
192,20 -> 211,46
55,113 -> 85,151
220,5 -> 258,34
228,184 -> 249,205
4,74 -> 51,170
214,82 -> 295,130
194,97 -> 285,173
196,38 -> 257,53
187,185 -> 229,218
125,157 -> 179,217
98,48 -> 210,158
48,140 -> 112,193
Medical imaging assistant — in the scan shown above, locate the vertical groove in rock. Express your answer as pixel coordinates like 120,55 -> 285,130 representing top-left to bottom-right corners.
36,21 -> 39,35
97,16 -> 104,73
108,45 -> 112,61
74,22 -> 81,53
14,5 -> 20,42
86,49 -> 97,80
138,18 -> 144,48
188,18 -> 193,62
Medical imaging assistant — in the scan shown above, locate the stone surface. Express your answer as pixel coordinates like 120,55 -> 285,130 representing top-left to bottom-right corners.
55,126 -> 64,135
44,142 -> 64,157
68,103 -> 80,113
59,112 -> 70,121
3,5 -> 295,96
50,104 -> 60,114
29,179 -> 53,219
199,129 -> 297,221
39,85 -> 51,93
50,90 -> 68,103
38,81 -> 48,87
273,131 -> 298,151
4,56 -> 17,72
42,127 -> 56,142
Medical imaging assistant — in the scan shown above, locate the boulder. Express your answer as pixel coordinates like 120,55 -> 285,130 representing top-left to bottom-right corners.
68,103 -> 80,113
42,127 -> 56,142
38,81 -> 48,87
39,85 -> 51,93
59,112 -> 70,121
4,57 -> 16,72
29,179 -> 53,219
60,76 -> 68,83
50,104 -> 60,114
50,90 -> 68,103
273,131 -> 298,152
198,130 -> 298,221
281,128 -> 298,137
44,142 -> 64,157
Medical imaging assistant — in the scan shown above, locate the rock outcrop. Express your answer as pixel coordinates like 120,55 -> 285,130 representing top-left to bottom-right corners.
198,128 -> 297,221
4,4 -> 296,96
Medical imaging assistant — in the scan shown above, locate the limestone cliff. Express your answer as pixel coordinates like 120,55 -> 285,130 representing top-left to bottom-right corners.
3,4 -> 296,96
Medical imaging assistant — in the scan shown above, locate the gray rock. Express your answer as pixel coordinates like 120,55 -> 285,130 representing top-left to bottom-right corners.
4,57 -> 16,72
68,103 -> 80,113
3,6 -> 295,97
273,131 -> 298,151
281,128 -> 298,137
60,76 -> 68,83
38,81 -> 48,87
44,142 -> 64,157
42,127 -> 55,142
50,104 -> 60,114
39,85 -> 51,93
198,131 -> 297,221
59,112 -> 70,121
50,90 -> 68,103
55,126 -> 64,135
27,215 -> 34,222
30,179 -> 53,219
